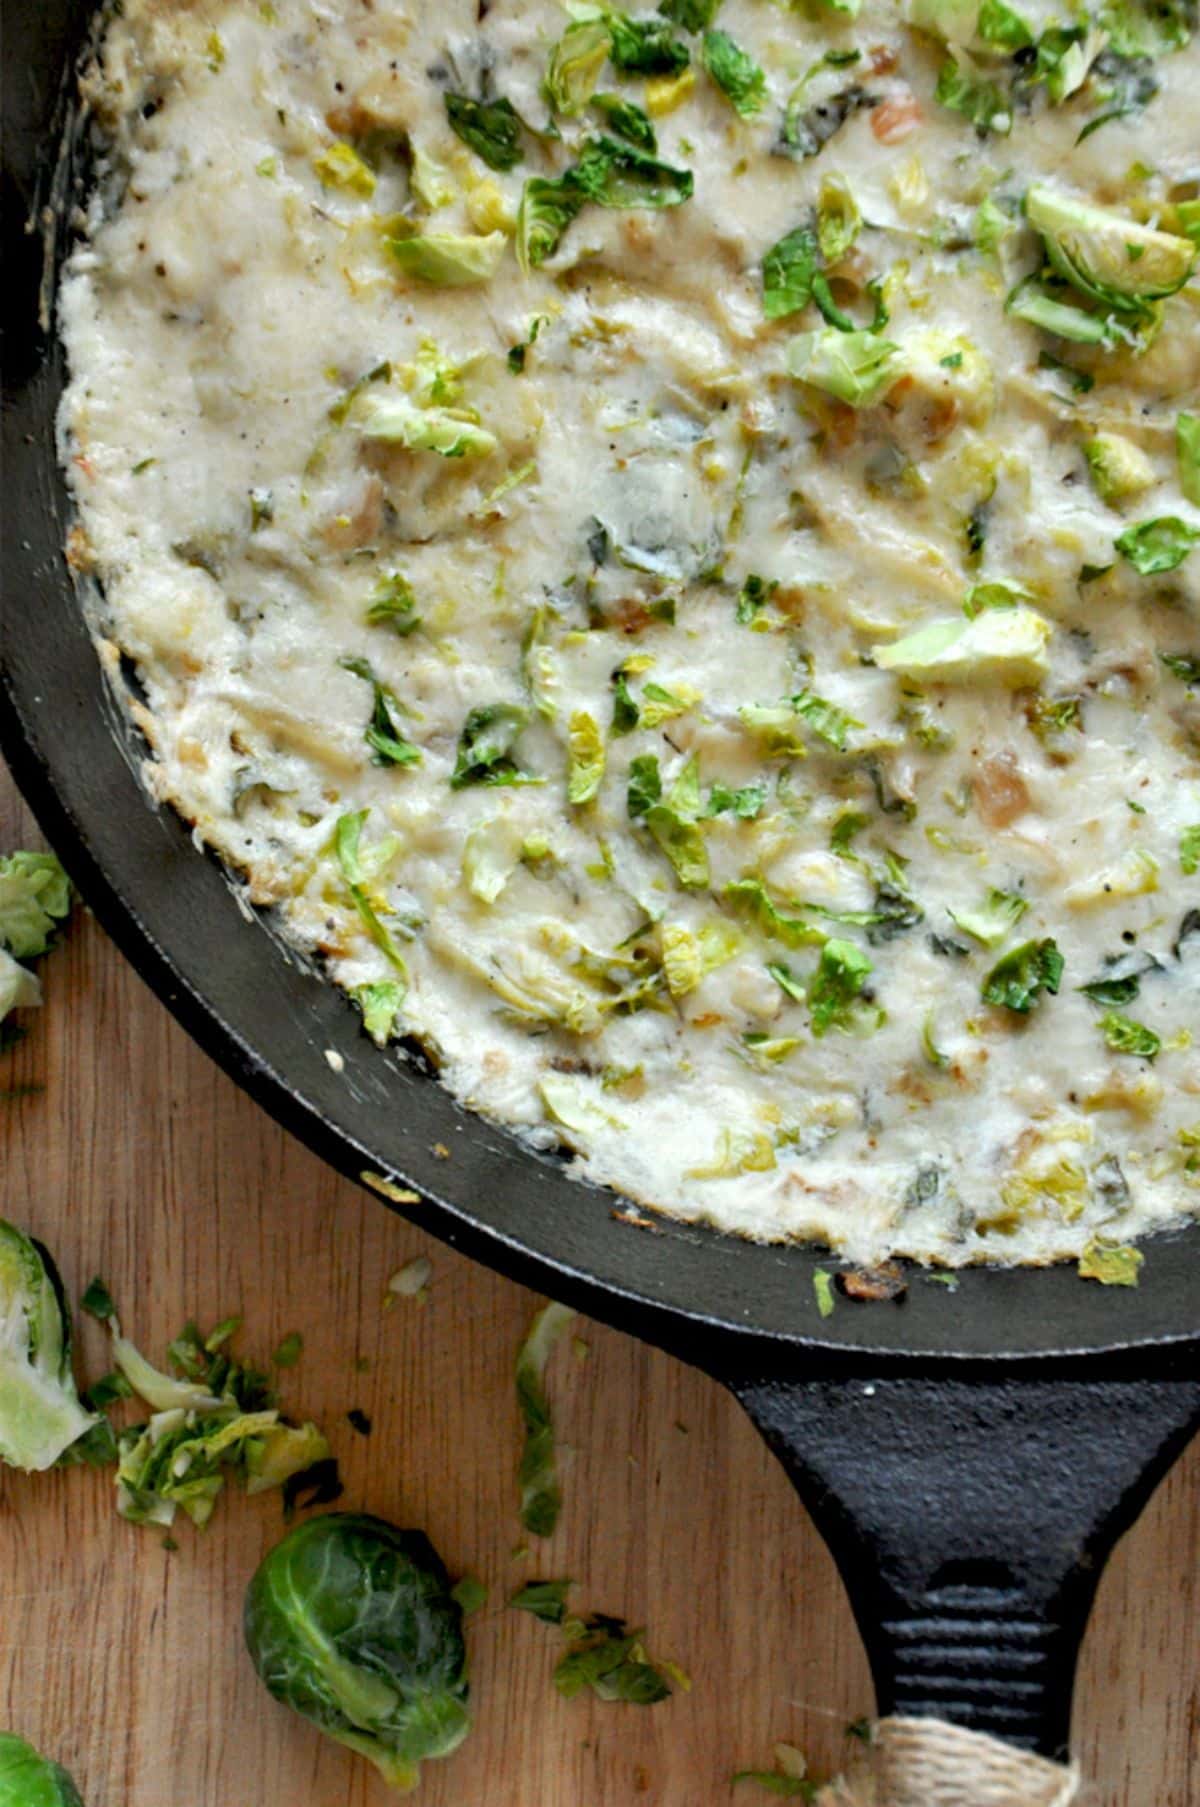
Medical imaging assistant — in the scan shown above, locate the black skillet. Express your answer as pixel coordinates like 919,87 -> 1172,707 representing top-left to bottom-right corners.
3,0 -> 1199,1775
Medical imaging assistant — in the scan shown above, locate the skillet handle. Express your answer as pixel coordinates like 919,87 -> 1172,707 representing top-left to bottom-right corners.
727,1369 -> 1200,1760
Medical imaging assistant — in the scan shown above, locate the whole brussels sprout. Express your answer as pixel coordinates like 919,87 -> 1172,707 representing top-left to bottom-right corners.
244,1513 -> 471,1792
0,1733 -> 84,1807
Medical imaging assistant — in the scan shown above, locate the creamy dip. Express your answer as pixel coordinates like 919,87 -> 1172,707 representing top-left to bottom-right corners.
60,0 -> 1200,1268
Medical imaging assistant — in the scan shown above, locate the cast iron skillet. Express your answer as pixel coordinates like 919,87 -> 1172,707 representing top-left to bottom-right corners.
3,0 -> 1199,1773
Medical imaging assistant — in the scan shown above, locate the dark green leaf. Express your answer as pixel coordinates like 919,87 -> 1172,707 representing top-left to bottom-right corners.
736,572 -> 779,620
445,94 -> 524,171
981,938 -> 1064,1013
272,1332 -> 303,1368
607,14 -> 690,73
81,1275 -> 117,1322
627,755 -> 663,818
339,657 -> 422,767
516,1301 -> 574,1537
450,703 -> 532,788
569,136 -> 694,209
612,673 -> 641,735
592,94 -> 657,150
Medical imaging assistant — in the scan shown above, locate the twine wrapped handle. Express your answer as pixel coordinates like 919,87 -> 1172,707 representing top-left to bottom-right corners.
816,1717 -> 1081,1807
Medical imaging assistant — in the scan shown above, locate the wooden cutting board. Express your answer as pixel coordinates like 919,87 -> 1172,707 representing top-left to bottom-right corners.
0,769 -> 1197,1806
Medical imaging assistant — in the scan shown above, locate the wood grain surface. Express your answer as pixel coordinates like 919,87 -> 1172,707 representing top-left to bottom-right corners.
0,767 -> 1197,1807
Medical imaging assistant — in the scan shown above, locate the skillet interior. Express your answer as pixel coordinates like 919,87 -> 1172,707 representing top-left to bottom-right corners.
3,0 -> 1198,1368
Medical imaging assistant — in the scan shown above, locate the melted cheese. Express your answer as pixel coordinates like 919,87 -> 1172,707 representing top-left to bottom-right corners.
60,0 -> 1200,1267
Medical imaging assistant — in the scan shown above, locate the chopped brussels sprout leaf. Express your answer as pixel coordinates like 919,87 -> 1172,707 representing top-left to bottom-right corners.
334,811 -> 410,975
545,20 -> 611,114
659,0 -> 721,26
570,136 -> 694,209
516,1300 -> 575,1537
1099,1012 -> 1161,1058
762,227 -> 820,322
726,879 -> 825,948
948,887 -> 1028,947
387,231 -> 507,287
356,392 -> 498,458
606,13 -> 690,74
981,937 -> 1064,1013
354,979 -> 405,1044
812,1269 -> 836,1319
567,712 -> 606,805
935,58 -> 1013,134
245,1513 -> 471,1791
1178,413 -> 1200,506
445,94 -> 524,171
554,1615 -> 673,1704
0,1220 -> 99,1472
1114,516 -> 1199,575
367,571 -> 421,636
874,606 -> 1051,687
1078,1241 -> 1144,1286
702,29 -> 766,116
1182,826 -> 1200,876
0,1734 -> 84,1807
808,938 -> 873,1037
787,330 -> 902,407
312,140 -> 376,196
0,851 -> 72,961
451,703 -> 534,789
1025,185 -> 1196,313
339,656 -> 421,768
1084,433 -> 1156,502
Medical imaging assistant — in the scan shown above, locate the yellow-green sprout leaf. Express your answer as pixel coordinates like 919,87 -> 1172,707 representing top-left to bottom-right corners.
725,878 -> 825,949
0,1221 -> 100,1472
643,756 -> 709,890
408,136 -> 457,209
356,393 -> 498,459
948,887 -> 1029,947
660,919 -> 741,998
567,712 -> 606,805
1078,1241 -> 1144,1286
787,329 -> 902,408
1025,184 -> 1196,312
334,811 -> 410,974
1179,413 -> 1200,507
813,1269 -> 836,1318
686,1129 -> 777,1179
0,851 -> 72,960
817,175 -> 861,265
545,19 -> 612,115
387,230 -> 507,286
1182,826 -> 1200,875
312,141 -> 376,197
1099,1012 -> 1161,1059
463,816 -> 523,904
1083,434 -> 1156,503
639,682 -> 700,729
1115,516 -> 1199,576
243,1420 -> 330,1495
873,605 -> 1052,688
354,980 -> 405,1045
540,1074 -> 626,1137
0,947 -> 41,1025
